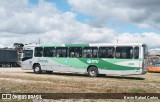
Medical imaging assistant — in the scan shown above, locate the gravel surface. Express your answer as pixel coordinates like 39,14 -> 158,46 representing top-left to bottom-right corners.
0,68 -> 160,102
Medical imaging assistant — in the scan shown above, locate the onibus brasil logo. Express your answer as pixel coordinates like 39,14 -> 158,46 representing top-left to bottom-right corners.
87,59 -> 99,64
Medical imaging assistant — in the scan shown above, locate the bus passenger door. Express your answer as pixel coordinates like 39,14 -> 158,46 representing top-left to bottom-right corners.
21,50 -> 33,69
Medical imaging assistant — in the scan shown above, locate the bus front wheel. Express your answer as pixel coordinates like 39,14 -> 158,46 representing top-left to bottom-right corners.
88,67 -> 98,77
33,64 -> 42,74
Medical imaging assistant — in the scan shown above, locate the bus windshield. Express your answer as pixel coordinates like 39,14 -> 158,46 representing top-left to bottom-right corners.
22,50 -> 33,61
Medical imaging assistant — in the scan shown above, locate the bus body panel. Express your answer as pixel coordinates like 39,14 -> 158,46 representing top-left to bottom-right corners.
21,43 -> 147,75
22,57 -> 145,75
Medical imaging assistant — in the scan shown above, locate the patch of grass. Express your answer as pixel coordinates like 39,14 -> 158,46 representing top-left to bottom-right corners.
0,68 -> 160,93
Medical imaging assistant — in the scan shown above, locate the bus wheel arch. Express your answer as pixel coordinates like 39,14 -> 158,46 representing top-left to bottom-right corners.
33,63 -> 42,74
87,65 -> 99,77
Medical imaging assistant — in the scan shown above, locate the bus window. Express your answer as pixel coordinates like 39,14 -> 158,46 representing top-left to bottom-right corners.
23,50 -> 33,58
43,47 -> 56,57
22,50 -> 33,61
69,47 -> 82,58
150,58 -> 160,67
99,47 -> 115,58
134,47 -> 139,59
92,48 -> 98,58
116,47 -> 133,59
83,47 -> 98,58
56,47 -> 68,57
35,47 -> 43,57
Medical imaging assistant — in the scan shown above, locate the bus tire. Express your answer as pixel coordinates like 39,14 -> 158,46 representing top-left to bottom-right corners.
88,67 -> 98,77
33,64 -> 42,74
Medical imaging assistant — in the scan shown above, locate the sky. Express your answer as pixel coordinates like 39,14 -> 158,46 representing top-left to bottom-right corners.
0,0 -> 160,49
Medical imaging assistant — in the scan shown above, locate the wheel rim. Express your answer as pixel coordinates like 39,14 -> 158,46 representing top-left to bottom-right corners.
90,69 -> 96,76
35,67 -> 40,72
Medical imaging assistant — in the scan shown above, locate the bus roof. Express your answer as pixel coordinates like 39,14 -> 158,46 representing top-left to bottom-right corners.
24,43 -> 146,48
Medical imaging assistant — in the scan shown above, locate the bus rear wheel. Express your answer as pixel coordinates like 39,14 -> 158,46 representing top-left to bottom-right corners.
88,67 -> 98,77
33,64 -> 42,74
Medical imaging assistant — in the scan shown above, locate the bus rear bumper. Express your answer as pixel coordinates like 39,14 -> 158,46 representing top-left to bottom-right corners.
140,69 -> 147,74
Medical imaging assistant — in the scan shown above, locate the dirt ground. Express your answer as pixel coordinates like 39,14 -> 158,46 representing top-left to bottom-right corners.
0,68 -> 160,102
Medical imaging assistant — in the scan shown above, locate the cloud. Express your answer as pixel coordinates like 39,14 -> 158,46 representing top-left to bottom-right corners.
116,32 -> 160,49
0,0 -> 61,34
0,0 -> 160,50
68,0 -> 160,29
0,0 -> 115,47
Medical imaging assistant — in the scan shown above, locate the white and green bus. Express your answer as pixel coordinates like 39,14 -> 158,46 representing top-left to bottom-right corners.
21,43 -> 148,77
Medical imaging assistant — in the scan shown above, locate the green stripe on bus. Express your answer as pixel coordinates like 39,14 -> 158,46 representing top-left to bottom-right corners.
65,44 -> 89,47
40,44 -> 63,47
78,58 -> 139,70
40,44 -> 89,47
50,58 -> 88,69
104,58 -> 142,64
50,58 -> 139,70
